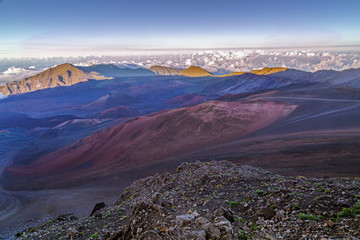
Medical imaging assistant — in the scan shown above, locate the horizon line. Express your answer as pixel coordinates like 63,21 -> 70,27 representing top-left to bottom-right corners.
1,44 -> 360,60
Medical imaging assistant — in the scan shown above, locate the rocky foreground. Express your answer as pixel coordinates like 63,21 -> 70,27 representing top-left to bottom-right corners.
15,161 -> 360,239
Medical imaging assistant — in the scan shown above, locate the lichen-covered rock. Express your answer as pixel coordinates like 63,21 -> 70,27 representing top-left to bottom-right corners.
176,214 -> 195,228
203,223 -> 221,240
14,161 -> 360,240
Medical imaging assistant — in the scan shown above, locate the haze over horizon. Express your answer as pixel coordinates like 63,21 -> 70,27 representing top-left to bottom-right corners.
1,0 -> 360,58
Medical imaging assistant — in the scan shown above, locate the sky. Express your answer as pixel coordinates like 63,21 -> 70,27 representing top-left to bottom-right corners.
0,0 -> 360,58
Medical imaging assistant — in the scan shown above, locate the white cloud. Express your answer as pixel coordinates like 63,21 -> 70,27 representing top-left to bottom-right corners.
0,93 -> 7,100
84,49 -> 358,74
127,49 -> 360,73
1,48 -> 360,80
0,66 -> 43,85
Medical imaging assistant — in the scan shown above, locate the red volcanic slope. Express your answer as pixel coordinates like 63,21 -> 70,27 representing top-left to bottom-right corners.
165,93 -> 206,107
96,106 -> 140,119
5,101 -> 297,182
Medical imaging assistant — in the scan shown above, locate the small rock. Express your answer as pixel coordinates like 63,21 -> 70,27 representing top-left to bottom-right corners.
152,192 -> 163,205
56,213 -> 78,221
152,192 -> 172,209
203,223 -> 221,240
214,216 -> 232,228
327,220 -> 335,229
90,202 -> 106,216
190,210 -> 200,217
66,228 -> 78,236
139,230 -> 162,240
94,212 -> 103,219
198,230 -> 206,239
156,222 -> 169,232
176,214 -> 195,227
335,200 -> 350,207
214,207 -> 234,222
133,200 -> 162,215
256,207 -> 275,220
275,210 -> 287,221
214,216 -> 233,238
196,217 -> 210,226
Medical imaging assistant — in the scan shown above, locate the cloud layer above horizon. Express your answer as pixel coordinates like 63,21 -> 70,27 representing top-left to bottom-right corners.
0,66 -> 43,85
69,49 -> 360,74
1,48 -> 359,85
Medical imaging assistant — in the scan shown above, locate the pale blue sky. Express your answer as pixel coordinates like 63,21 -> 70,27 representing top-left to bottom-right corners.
0,0 -> 359,58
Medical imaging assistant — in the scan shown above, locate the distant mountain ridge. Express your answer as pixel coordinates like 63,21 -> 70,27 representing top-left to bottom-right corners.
0,63 -> 157,96
149,65 -> 182,76
251,67 -> 288,75
150,65 -> 288,77
0,62 -> 290,96
79,64 -> 155,77
0,63 -> 109,96
178,65 -> 214,77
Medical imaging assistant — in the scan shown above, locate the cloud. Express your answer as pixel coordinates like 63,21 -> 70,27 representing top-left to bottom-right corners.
1,48 -> 359,82
0,93 -> 7,100
3,66 -> 28,75
123,49 -> 360,73
0,66 -> 43,85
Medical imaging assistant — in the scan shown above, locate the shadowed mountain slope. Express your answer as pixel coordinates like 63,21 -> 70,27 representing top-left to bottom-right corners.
93,106 -> 140,119
84,91 -> 139,112
165,93 -> 207,107
78,64 -> 154,77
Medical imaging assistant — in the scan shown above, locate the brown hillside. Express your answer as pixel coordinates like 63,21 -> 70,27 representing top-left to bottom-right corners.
149,65 -> 181,76
251,67 -> 288,75
218,72 -> 247,77
178,66 -> 213,77
0,63 -> 109,95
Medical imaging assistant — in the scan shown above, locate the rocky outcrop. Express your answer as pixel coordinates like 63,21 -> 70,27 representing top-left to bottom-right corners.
16,161 -> 360,239
0,63 -> 109,96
